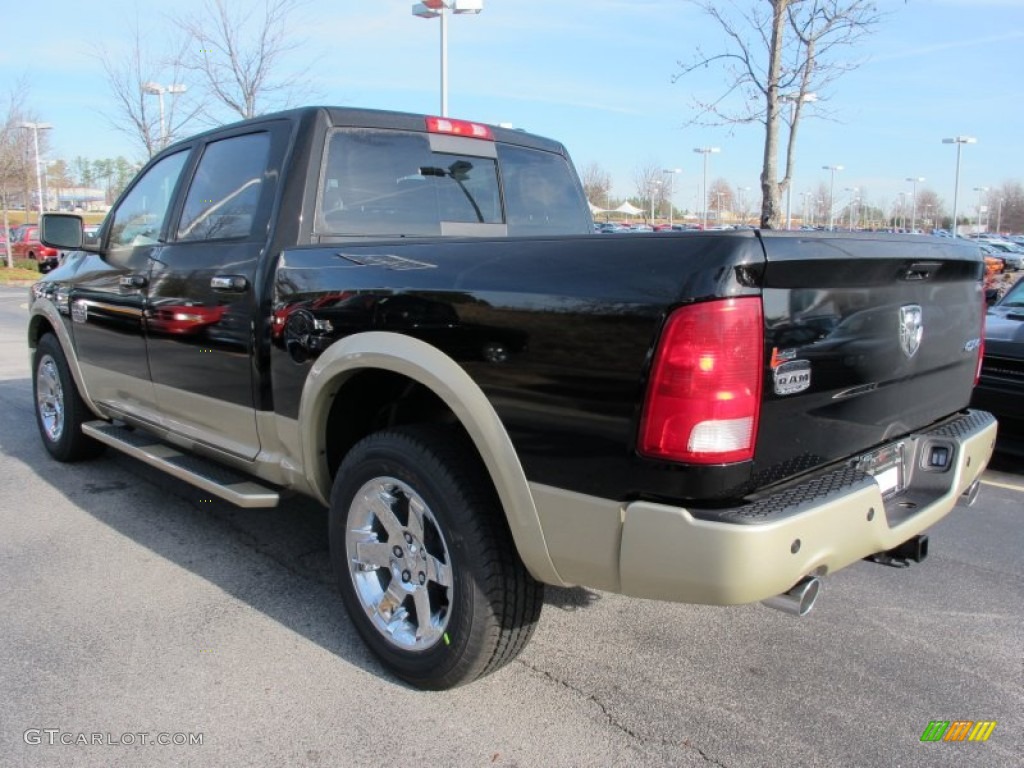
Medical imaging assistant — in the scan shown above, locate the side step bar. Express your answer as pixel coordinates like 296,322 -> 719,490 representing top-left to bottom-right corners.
82,421 -> 280,508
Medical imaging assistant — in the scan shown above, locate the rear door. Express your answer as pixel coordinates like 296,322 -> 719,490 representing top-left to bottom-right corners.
754,232 -> 984,481
145,121 -> 289,459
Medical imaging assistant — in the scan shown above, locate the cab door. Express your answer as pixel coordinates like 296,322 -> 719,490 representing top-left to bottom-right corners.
68,149 -> 190,420
144,124 -> 286,460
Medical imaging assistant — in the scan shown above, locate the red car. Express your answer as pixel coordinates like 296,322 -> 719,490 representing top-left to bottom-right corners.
11,224 -> 60,273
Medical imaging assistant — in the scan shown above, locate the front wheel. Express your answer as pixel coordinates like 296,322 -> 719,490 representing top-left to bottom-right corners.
329,425 -> 543,689
33,333 -> 104,462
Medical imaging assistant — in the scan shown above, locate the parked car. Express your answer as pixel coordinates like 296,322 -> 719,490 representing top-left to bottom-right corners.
971,274 -> 1024,439
978,240 -> 1024,270
10,224 -> 60,273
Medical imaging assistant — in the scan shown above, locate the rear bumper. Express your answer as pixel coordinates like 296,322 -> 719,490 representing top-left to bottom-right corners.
615,410 -> 997,605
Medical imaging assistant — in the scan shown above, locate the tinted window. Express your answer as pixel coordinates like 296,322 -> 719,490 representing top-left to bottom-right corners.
318,129 -> 502,236
177,132 -> 271,242
497,144 -> 592,236
108,151 -> 188,253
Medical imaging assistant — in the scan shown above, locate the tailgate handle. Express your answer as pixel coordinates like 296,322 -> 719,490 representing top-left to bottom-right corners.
901,261 -> 942,280
119,274 -> 147,289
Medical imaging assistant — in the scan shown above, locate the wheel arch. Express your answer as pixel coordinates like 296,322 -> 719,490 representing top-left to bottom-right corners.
28,302 -> 101,417
298,331 -> 565,586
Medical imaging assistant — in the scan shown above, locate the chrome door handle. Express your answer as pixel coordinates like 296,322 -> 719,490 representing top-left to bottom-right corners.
211,275 -> 248,291
119,274 -> 147,289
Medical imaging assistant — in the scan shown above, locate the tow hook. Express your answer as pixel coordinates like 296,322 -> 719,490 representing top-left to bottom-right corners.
865,534 -> 929,568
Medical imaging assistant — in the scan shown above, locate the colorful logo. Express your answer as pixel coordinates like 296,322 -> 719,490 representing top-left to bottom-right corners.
920,720 -> 997,742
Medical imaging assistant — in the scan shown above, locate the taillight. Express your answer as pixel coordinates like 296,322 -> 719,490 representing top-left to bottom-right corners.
638,297 -> 764,464
425,116 -> 494,140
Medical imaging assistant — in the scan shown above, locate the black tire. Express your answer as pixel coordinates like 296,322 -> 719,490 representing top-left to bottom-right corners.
32,333 -> 104,462
329,425 -> 543,689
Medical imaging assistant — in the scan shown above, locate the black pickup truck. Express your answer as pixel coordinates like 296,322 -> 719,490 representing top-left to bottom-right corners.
30,106 -> 996,689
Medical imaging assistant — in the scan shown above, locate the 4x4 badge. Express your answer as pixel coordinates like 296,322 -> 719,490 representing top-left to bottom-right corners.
899,304 -> 923,358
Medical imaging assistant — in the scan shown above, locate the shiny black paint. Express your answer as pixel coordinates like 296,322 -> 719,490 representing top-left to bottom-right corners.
272,232 -> 766,501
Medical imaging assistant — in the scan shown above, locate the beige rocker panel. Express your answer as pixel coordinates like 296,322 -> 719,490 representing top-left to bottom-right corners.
297,331 -> 566,587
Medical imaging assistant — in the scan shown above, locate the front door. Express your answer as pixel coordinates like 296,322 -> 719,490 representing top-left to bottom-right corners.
69,150 -> 190,420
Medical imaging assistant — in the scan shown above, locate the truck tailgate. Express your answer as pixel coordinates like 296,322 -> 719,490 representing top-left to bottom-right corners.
754,233 -> 984,487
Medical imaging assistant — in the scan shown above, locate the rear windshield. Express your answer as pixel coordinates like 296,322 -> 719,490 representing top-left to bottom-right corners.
316,128 -> 592,237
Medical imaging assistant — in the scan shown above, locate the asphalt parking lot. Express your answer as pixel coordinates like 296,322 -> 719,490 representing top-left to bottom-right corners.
1,286 -> 1021,767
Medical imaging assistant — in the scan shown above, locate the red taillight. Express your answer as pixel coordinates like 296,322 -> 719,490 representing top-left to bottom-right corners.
425,116 -> 494,140
639,297 -> 764,464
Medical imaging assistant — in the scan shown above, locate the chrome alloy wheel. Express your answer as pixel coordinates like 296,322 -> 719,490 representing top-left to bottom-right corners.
346,477 -> 454,651
36,354 -> 65,443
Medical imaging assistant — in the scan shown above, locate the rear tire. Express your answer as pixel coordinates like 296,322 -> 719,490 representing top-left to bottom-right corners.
329,425 -> 543,689
33,333 -> 104,462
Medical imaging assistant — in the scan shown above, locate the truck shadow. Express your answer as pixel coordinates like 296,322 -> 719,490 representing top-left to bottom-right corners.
0,377 -> 599,689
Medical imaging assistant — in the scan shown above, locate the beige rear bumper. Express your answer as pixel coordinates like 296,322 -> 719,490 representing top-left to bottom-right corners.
533,411 -> 997,605
618,411 -> 997,604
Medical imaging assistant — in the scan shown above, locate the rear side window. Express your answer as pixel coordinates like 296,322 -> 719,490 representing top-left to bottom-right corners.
318,129 -> 501,236
497,144 -> 593,236
177,132 -> 271,242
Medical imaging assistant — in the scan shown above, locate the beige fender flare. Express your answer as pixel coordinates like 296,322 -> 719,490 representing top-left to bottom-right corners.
297,331 -> 566,586
28,298 -> 102,417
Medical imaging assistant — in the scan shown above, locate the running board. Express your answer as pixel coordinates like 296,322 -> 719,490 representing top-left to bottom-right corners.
82,421 -> 280,508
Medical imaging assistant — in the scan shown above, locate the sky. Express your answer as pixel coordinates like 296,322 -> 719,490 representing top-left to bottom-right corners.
3,0 -> 1023,217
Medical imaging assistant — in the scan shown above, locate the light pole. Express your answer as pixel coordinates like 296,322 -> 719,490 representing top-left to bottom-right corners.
973,186 -> 989,234
996,197 -> 1005,234
942,136 -> 976,237
693,146 -> 720,230
662,168 -> 680,226
905,176 -> 924,233
780,92 -> 817,229
648,180 -> 662,224
715,191 -> 724,224
822,164 -> 843,231
20,122 -> 52,219
142,82 -> 187,150
412,0 -> 484,117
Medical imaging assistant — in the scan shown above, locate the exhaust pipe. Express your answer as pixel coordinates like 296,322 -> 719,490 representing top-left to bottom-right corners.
762,576 -> 821,617
865,534 -> 929,568
958,479 -> 982,507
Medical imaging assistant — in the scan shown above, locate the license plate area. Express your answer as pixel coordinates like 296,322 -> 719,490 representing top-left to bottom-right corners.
855,442 -> 906,500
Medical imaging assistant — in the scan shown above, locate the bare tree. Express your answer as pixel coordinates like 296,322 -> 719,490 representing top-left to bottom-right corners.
581,162 -> 613,211
708,177 -> 735,223
99,16 -> 201,158
674,0 -> 882,228
0,81 -> 36,267
176,0 -> 317,120
633,163 -> 665,223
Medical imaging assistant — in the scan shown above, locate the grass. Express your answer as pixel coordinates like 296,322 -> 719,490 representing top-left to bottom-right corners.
0,262 -> 42,284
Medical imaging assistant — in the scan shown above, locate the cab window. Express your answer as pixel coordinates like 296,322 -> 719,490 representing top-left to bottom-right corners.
107,151 -> 189,255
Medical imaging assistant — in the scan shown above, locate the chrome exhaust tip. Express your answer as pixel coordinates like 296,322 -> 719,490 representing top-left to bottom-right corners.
958,479 -> 982,507
761,576 -> 822,617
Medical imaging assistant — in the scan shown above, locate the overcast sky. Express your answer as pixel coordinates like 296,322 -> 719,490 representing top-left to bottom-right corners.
4,0 -> 1022,213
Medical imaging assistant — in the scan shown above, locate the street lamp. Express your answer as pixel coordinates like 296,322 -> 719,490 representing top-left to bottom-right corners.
693,146 -> 720,230
142,82 -> 187,150
942,136 -> 977,237
780,92 -> 817,229
973,186 -> 989,234
822,164 -> 843,231
412,0 -> 484,117
905,176 -> 924,234
648,180 -> 662,223
20,122 -> 52,219
996,197 -> 1005,234
662,168 -> 681,226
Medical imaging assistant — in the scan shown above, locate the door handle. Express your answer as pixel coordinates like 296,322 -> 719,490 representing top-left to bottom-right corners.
119,274 -> 147,289
211,275 -> 249,292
